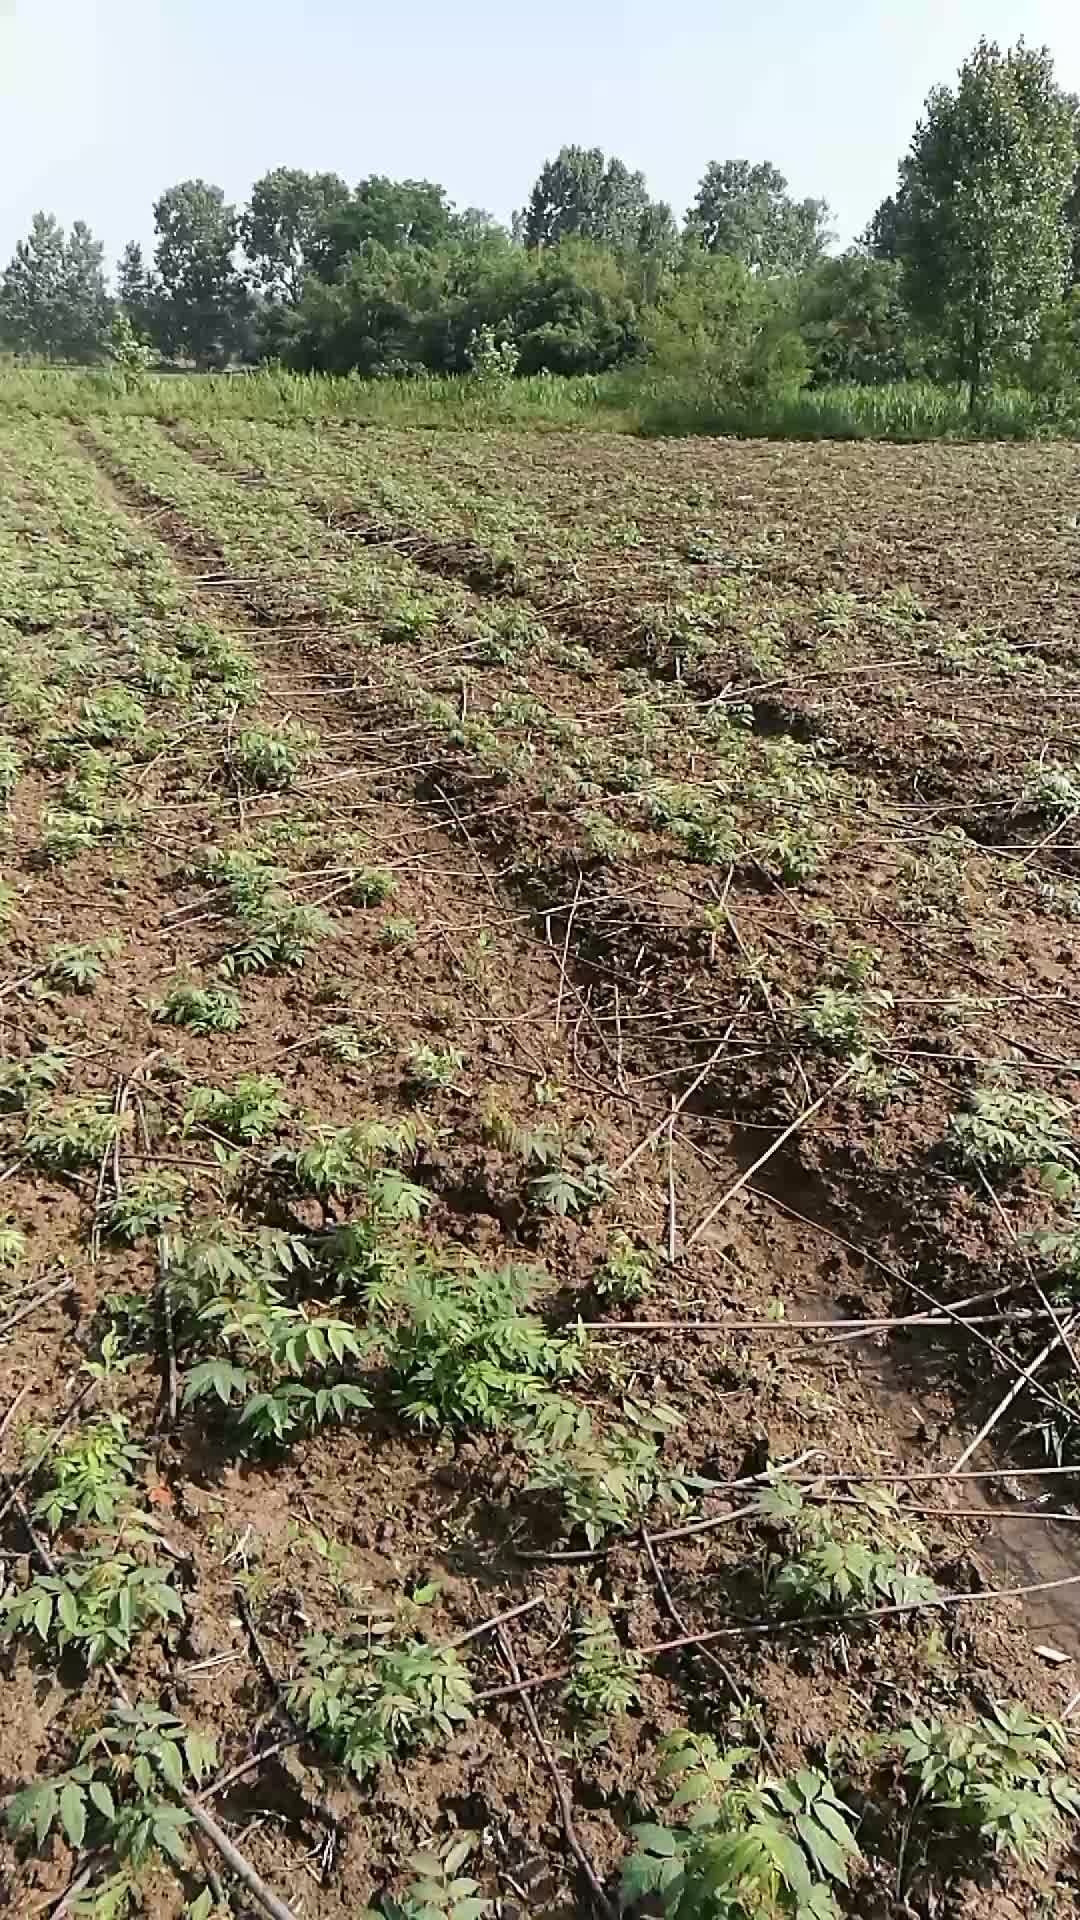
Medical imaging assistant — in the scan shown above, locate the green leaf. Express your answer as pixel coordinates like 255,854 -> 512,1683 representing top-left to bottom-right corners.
630,1822 -> 680,1856
59,1780 -> 86,1850
33,1587 -> 53,1640
57,1586 -> 79,1635
188,1890 -> 214,1920
88,1779 -> 116,1822
157,1739 -> 185,1793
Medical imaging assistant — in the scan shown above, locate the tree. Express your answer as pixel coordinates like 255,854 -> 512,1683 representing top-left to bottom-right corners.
688,160 -> 831,276
0,212 -> 110,360
241,167 -> 350,302
310,178 -> 458,280
799,254 -> 922,385
900,38 -> 1077,409
152,179 -> 250,367
521,146 -> 660,252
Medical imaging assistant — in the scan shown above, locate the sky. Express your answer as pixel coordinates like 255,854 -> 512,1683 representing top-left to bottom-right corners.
1,0 -> 1079,274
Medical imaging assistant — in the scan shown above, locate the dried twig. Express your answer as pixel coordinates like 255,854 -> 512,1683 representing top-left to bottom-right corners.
687,1067 -> 855,1247
949,1316 -> 1078,1475
553,870 -> 583,1039
495,1624 -> 616,1920
0,1271 -> 74,1342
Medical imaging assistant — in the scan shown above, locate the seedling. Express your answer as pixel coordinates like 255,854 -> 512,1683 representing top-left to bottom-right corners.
524,1401 -> 707,1547
7,1702 -> 216,1888
348,867 -> 397,906
154,981 -> 245,1034
0,1536 -> 183,1667
228,720 -> 318,790
0,1047 -> 69,1112
42,938 -> 120,994
405,1043 -> 464,1096
623,1729 -> 860,1919
945,1077 -> 1075,1182
563,1610 -> 641,1730
887,1704 -> 1080,1867
288,1624 -> 474,1779
28,1412 -> 146,1531
758,1478 -> 942,1614
367,1254 -> 583,1430
361,1832 -> 493,1920
593,1231 -> 655,1303
23,1094 -> 122,1171
105,1171 -> 188,1245
181,1073 -> 290,1145
381,916 -> 418,948
220,898 -> 334,974
0,1217 -> 25,1266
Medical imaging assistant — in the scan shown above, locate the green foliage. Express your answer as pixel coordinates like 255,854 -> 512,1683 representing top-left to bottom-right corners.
7,1703 -> 216,1875
105,1171 -> 187,1244
229,720 -> 318,790
0,213 -> 111,361
525,1401 -> 707,1547
220,897 -> 335,974
0,1216 -> 26,1266
945,1077 -> 1075,1180
899,39 -> 1077,405
152,179 -> 250,367
367,1255 -> 583,1430
28,1412 -> 146,1531
0,1538 -> 183,1666
794,986 -> 892,1056
405,1043 -> 464,1095
154,981 -> 245,1034
689,159 -> 831,276
287,1626 -> 474,1779
0,735 -> 21,800
181,1072 -> 290,1145
362,1832 -> 494,1920
888,1704 -> 1080,1864
563,1610 -> 642,1728
163,1222 -> 371,1447
278,1114 -> 424,1209
623,1730 -> 861,1919
24,1093 -> 121,1171
42,937 -> 120,994
348,866 -> 397,906
757,1479 -> 942,1615
593,1230 -> 655,1303
0,1046 -> 69,1112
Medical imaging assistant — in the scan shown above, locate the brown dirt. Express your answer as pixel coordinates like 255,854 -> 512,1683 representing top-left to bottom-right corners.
3,420 -> 1080,1919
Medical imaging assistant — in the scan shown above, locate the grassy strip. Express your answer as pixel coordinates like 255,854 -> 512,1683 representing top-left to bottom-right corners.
2,364 -> 1080,442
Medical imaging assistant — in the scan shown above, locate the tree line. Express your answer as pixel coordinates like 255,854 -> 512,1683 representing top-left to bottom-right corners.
4,37 -> 1080,409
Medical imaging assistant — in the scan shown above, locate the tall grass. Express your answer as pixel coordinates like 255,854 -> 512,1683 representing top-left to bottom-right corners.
0,364 -> 631,431
1,362 -> 1077,443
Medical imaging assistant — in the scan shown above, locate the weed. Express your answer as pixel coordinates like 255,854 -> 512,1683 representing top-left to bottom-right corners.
887,1704 -> 1080,1866
153,981 -> 245,1034
288,1625 -> 474,1779
1021,762 -> 1080,819
623,1729 -> 860,1919
40,808 -> 110,864
200,844 -> 288,915
72,687 -> 149,747
279,1116 -> 425,1212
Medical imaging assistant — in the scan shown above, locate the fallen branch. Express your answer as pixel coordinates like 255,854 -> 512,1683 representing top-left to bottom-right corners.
495,1623 -> 616,1920
949,1315 -> 1078,1474
687,1068 -> 856,1248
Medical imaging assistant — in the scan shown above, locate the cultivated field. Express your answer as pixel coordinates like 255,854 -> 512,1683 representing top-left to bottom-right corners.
4,413 -> 1080,1918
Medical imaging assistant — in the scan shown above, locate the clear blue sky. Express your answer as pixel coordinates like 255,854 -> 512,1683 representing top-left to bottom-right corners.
2,0 -> 1078,273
